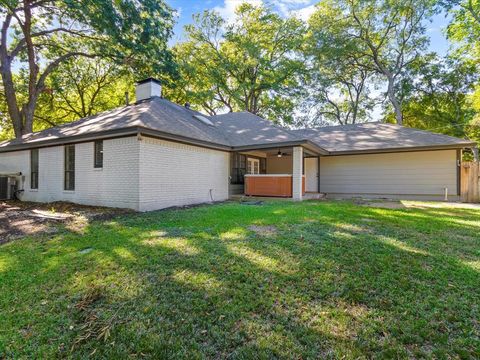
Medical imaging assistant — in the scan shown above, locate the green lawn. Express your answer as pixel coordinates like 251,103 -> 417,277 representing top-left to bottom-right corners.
1,200 -> 479,358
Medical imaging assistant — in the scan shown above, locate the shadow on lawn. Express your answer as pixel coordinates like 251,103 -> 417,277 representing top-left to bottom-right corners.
1,201 -> 479,358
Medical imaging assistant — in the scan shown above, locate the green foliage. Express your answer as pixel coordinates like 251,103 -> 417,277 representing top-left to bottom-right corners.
306,0 -> 437,125
54,0 -> 177,76
0,57 -> 135,139
445,0 -> 480,59
377,1 -> 480,159
400,57 -> 477,133
164,4 -> 305,125
303,0 -> 376,125
0,0 -> 176,138
1,200 -> 479,357
34,58 -> 135,130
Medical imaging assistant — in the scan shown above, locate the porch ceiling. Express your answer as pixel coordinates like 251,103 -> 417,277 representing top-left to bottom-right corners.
239,146 -> 320,157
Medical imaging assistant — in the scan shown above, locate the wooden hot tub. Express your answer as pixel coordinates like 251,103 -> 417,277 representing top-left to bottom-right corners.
244,174 -> 305,197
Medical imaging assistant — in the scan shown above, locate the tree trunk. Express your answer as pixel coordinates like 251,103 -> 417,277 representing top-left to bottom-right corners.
387,76 -> 403,125
22,100 -> 36,134
0,13 -> 23,138
0,63 -> 23,137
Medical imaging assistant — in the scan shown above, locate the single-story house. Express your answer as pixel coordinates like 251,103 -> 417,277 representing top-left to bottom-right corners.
0,78 -> 475,211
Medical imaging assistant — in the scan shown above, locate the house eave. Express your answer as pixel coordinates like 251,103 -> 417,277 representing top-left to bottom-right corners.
231,140 -> 328,155
327,143 -> 476,156
0,126 -> 474,156
0,127 -> 139,153
0,126 -> 233,153
137,127 -> 231,151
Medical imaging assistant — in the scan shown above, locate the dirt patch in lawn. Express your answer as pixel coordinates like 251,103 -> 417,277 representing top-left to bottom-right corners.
0,201 -> 131,245
248,225 -> 277,236
353,199 -> 480,210
352,199 -> 406,209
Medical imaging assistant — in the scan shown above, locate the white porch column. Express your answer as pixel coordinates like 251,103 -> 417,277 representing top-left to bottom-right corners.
292,146 -> 303,200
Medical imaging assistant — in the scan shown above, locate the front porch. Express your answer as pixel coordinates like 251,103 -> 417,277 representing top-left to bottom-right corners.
229,145 -> 323,201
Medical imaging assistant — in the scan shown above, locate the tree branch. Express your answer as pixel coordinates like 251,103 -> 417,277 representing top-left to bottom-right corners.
36,52 -> 99,93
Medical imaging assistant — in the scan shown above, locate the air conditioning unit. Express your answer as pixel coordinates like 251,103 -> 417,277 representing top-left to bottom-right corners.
0,172 -> 22,200
0,176 -> 8,200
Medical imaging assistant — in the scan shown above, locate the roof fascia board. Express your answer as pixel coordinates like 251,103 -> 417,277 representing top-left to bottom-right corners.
0,127 -> 139,153
0,126 -> 232,154
327,143 -> 476,156
138,127 -> 231,151
232,140 -> 328,155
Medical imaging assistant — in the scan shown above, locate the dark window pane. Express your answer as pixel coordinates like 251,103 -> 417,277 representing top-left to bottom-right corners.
64,145 -> 75,190
94,140 -> 103,168
30,149 -> 39,189
231,153 -> 247,184
260,158 -> 266,174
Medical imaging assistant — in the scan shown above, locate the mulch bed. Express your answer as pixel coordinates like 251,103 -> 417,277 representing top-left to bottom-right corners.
0,201 -> 131,245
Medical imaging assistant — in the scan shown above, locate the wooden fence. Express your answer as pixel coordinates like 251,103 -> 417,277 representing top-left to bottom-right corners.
461,162 -> 480,203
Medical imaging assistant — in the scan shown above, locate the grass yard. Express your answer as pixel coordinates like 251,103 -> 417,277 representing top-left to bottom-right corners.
0,200 -> 479,358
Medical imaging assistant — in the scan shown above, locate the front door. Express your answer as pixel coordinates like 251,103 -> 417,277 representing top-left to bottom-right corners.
247,158 -> 260,174
305,157 -> 319,192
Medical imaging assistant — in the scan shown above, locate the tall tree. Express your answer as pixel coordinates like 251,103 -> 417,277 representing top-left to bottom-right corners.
442,0 -> 480,159
0,0 -> 176,138
444,0 -> 480,59
307,0 -> 435,125
350,0 -> 437,125
164,4 -> 305,124
304,0 -> 376,125
35,57 -> 135,127
400,57 -> 477,133
388,56 -> 480,159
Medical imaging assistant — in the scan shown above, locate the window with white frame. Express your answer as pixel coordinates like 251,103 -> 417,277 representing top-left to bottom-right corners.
247,158 -> 260,174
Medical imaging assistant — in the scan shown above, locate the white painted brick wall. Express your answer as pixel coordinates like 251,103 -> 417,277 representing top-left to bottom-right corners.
292,146 -> 303,200
0,136 -> 229,211
0,137 -> 140,210
138,137 -> 229,211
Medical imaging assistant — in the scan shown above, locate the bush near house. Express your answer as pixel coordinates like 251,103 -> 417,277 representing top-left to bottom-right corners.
0,200 -> 479,358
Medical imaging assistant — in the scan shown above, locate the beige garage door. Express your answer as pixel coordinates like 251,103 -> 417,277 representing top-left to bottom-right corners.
319,150 -> 458,197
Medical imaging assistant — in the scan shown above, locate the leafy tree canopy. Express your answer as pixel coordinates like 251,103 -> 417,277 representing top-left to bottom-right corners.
0,0 -> 176,138
305,0 -> 438,125
164,3 -> 305,125
302,0 -> 377,126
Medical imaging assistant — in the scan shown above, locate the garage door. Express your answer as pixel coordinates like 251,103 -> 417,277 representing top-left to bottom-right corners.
319,150 -> 458,196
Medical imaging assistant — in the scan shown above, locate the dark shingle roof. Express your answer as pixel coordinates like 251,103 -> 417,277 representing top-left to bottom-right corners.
0,98 -> 474,153
209,112 -> 302,147
0,97 -> 230,150
292,122 -> 474,153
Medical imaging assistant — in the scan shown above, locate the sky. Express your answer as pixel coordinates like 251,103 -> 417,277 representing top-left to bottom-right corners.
167,0 -> 453,56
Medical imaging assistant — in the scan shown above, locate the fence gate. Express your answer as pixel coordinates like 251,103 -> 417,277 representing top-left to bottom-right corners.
461,162 -> 480,203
